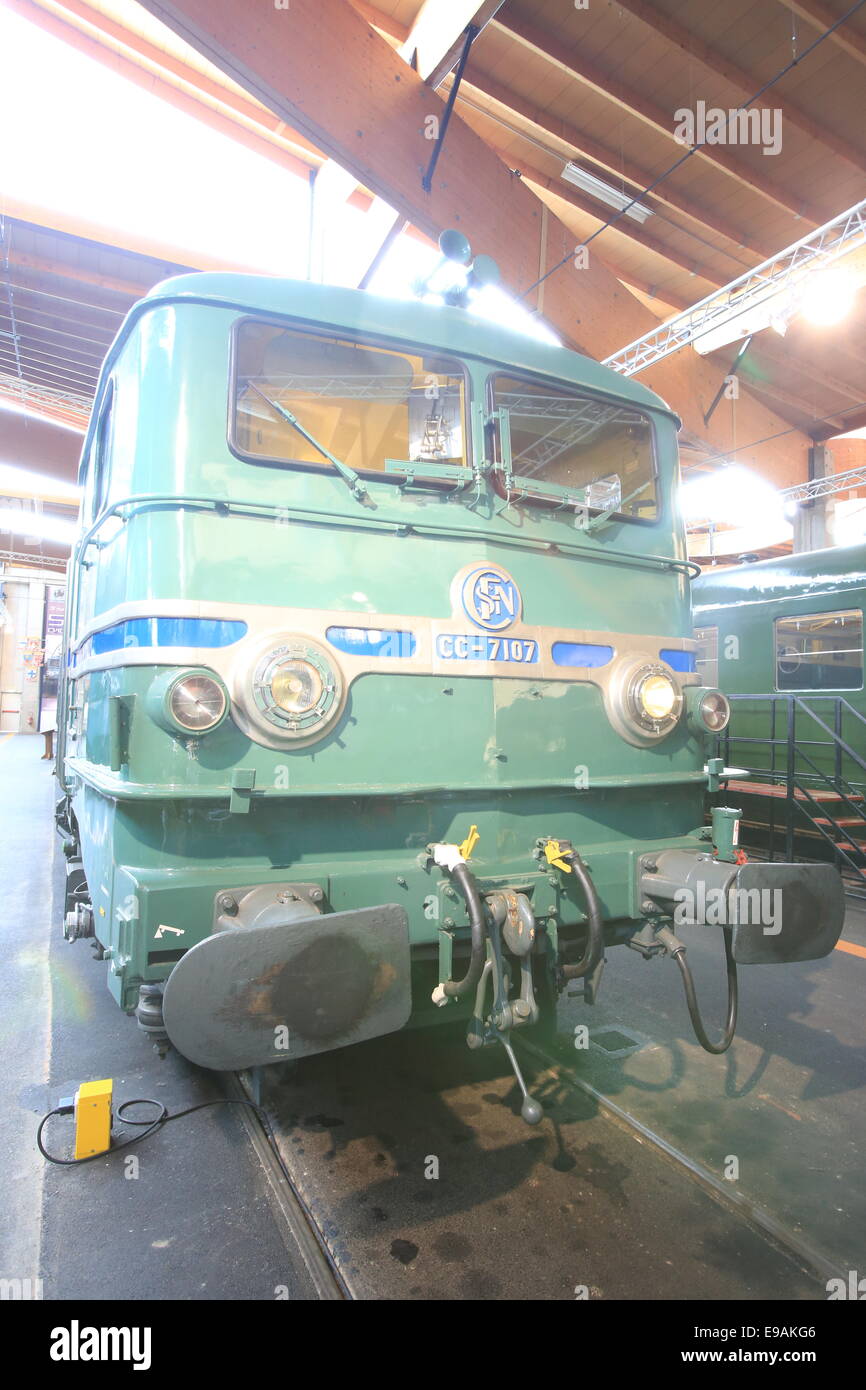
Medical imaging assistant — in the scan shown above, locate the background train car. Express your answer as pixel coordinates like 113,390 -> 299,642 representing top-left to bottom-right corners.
693,545 -> 866,887
57,264 -> 844,1122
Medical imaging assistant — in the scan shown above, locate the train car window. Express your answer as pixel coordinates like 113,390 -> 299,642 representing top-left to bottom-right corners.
90,379 -> 115,522
693,625 -> 719,686
231,320 -> 467,479
775,609 -> 864,691
489,374 -> 658,522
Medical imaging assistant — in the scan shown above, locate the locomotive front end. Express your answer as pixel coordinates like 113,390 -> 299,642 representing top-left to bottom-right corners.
58,269 -> 844,1122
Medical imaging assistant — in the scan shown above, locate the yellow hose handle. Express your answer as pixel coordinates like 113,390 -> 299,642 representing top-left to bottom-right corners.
544,839 -> 573,873
459,825 -> 480,860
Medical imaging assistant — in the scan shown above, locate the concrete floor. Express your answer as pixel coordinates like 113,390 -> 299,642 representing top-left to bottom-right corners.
2,726 -> 863,1300
1,733 -> 315,1301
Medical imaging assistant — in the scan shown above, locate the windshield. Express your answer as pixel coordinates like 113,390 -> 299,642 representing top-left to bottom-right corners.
233,319 -> 468,477
491,373 -> 658,522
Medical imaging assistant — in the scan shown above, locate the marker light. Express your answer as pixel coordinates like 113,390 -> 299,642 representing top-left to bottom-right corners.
168,673 -> 228,732
698,690 -> 731,733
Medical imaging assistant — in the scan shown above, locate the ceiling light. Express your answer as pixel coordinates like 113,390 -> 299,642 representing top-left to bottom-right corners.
798,268 -> 854,327
0,506 -> 77,545
562,163 -> 653,223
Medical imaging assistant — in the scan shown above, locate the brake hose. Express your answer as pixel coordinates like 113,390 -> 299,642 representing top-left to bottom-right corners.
658,924 -> 739,1054
435,858 -> 488,999
560,849 -> 605,981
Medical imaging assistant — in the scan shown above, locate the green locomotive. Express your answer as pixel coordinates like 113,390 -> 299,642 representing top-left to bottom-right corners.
57,251 -> 844,1121
693,545 -> 866,876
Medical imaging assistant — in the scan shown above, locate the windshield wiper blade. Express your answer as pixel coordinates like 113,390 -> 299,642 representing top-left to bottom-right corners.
248,383 -> 367,501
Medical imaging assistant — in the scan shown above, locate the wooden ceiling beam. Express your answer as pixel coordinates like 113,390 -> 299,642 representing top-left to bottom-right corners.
356,1 -> 769,265
512,163 -> 724,287
452,71 -> 770,259
615,0 -> 866,175
751,338 -> 866,405
779,0 -> 866,68
493,10 -> 828,224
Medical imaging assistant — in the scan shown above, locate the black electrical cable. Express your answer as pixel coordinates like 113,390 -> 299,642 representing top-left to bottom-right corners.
520,0 -> 866,302
36,1096 -> 265,1166
670,928 -> 739,1055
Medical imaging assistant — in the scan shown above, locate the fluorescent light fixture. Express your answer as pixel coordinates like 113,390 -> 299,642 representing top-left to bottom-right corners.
0,507 -> 77,546
0,463 -> 81,501
562,163 -> 653,223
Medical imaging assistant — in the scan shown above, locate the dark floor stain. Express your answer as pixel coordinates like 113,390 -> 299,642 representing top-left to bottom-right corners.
481,1093 -> 502,1105
459,1268 -> 502,1299
373,1152 -> 387,1165
371,1207 -> 388,1223
390,1239 -> 419,1265
493,1201 -> 509,1216
323,1149 -> 337,1161
453,1101 -> 481,1116
433,1232 -> 472,1262
303,1114 -> 345,1128
412,1189 -> 435,1203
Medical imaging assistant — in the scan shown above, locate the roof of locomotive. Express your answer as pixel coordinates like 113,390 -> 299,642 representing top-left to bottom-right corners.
134,271 -> 678,421
693,543 -> 866,610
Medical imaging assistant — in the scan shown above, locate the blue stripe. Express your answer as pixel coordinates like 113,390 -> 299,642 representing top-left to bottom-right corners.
326,626 -> 416,658
660,648 -> 695,673
78,616 -> 247,665
551,641 -> 613,669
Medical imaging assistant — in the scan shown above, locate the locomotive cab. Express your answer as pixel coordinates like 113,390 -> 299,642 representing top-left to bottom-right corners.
57,260 -> 844,1122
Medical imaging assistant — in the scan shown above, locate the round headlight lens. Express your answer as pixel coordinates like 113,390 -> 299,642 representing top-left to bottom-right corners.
270,660 -> 324,716
699,690 -> 731,732
622,661 -> 683,738
639,673 -> 677,721
168,673 -> 227,732
246,636 -> 344,744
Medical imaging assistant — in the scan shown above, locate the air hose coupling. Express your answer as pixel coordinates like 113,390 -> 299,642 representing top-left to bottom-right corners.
429,842 -> 488,1003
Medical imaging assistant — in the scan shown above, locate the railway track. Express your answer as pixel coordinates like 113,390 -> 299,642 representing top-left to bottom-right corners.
230,1026 -> 839,1301
222,1071 -> 349,1301
516,1038 -> 845,1293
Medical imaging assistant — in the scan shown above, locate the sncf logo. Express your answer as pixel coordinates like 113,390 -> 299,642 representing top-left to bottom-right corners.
460,565 -> 521,632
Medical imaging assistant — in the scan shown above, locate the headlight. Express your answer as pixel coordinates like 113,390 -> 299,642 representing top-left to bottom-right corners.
241,636 -> 344,745
148,669 -> 229,735
638,672 -> 678,722
628,664 -> 682,736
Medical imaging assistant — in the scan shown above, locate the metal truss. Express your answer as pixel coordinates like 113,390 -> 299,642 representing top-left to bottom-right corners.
0,547 -> 67,571
0,372 -> 91,427
780,462 -> 866,505
603,197 -> 866,377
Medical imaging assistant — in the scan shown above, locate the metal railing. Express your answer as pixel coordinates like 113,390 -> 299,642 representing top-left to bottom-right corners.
716,693 -> 866,897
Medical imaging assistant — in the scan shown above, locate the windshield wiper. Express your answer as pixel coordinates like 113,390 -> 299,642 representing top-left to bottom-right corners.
248,383 -> 367,501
